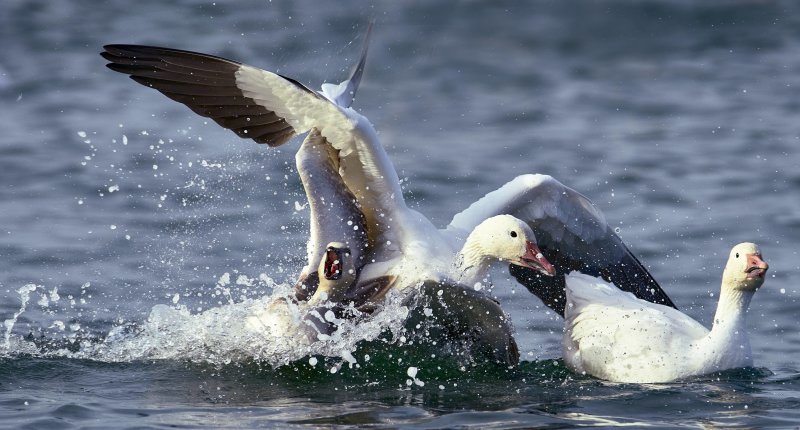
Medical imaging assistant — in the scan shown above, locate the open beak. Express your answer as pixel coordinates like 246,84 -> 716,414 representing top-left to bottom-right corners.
745,253 -> 769,280
323,247 -> 342,280
513,241 -> 556,276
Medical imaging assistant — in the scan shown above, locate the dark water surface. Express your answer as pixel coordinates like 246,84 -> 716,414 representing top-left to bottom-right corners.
1,0 -> 799,428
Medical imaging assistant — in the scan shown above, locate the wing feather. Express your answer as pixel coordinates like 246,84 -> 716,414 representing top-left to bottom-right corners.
103,41 -> 408,246
102,44 -> 306,147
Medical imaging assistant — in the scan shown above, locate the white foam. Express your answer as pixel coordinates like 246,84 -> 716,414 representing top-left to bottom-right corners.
1,279 -> 411,368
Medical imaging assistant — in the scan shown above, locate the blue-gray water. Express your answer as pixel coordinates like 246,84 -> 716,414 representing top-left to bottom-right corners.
2,0 -> 800,428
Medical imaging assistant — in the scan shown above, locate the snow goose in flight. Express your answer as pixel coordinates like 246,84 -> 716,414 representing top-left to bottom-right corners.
563,242 -> 768,383
100,26 -> 674,314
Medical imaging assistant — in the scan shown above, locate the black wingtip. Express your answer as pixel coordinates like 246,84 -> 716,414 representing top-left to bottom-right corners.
100,44 -> 243,70
104,62 -> 129,74
98,42 -> 304,147
102,44 -> 141,57
510,264 -> 567,317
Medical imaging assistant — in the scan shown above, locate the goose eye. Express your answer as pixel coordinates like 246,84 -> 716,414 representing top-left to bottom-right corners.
735,253 -> 739,258
509,231 -> 518,238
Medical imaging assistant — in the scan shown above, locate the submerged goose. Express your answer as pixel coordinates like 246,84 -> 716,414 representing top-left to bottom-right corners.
404,280 -> 520,365
306,242 -> 356,307
101,26 -> 675,315
563,242 -> 769,383
301,241 -> 358,339
245,241 -> 357,342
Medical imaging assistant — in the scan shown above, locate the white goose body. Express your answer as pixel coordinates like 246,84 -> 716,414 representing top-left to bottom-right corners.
563,243 -> 768,383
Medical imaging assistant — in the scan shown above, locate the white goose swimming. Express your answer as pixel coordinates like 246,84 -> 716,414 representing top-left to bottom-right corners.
101,25 -> 675,316
563,242 -> 769,383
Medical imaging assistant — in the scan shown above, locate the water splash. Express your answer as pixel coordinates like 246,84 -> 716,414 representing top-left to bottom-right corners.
3,284 -> 39,351
1,278 -> 411,369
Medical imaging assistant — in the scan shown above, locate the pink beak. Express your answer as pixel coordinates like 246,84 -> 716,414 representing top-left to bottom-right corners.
516,241 -> 556,276
745,253 -> 769,279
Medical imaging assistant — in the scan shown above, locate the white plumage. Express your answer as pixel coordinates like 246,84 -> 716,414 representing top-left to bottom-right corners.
101,28 -> 676,317
563,243 -> 768,383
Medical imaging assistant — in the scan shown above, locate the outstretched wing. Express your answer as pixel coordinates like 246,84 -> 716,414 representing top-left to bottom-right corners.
102,22 -> 372,144
101,29 -> 408,253
447,174 -> 675,316
101,44 -> 308,146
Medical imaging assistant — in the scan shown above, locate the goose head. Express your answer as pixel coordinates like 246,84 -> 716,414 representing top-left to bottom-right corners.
463,215 -> 556,277
313,241 -> 357,303
722,242 -> 769,292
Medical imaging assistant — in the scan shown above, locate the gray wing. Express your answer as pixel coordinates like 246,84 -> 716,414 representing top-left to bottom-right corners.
447,174 -> 675,317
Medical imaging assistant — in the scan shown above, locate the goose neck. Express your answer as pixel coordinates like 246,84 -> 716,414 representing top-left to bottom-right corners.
706,284 -> 754,347
693,282 -> 756,370
455,240 -> 491,285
